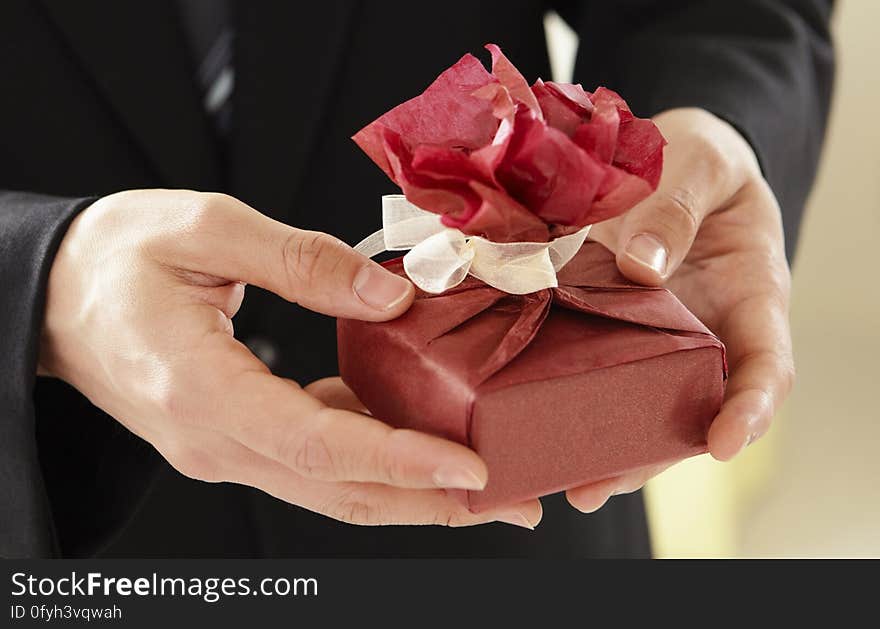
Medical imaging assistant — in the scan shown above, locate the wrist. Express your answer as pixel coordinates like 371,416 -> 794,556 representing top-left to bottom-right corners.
37,201 -> 96,380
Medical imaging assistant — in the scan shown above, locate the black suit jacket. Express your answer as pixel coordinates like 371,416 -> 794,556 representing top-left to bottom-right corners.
0,0 -> 833,558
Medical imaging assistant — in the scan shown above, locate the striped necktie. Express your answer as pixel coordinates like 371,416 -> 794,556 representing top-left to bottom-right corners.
176,0 -> 234,136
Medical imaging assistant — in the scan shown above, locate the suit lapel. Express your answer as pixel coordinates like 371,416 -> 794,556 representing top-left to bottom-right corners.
230,1 -> 358,221
39,0 -> 222,189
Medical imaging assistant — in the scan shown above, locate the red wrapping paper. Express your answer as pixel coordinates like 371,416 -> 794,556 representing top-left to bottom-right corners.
338,242 -> 727,512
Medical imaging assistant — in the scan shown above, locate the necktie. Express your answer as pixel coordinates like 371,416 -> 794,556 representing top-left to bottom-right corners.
176,0 -> 234,136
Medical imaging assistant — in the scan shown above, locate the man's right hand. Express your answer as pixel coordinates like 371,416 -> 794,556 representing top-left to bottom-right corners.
37,189 -> 542,530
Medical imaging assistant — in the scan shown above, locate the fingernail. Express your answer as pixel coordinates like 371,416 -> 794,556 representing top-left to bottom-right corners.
353,265 -> 412,311
495,510 -> 536,530
730,432 -> 755,459
578,500 -> 607,514
746,429 -> 766,447
625,233 -> 668,277
432,467 -> 486,491
576,492 -> 613,513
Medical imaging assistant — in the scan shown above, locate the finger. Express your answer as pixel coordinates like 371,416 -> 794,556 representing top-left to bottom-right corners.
155,430 -> 541,529
614,111 -> 747,286
304,377 -> 370,414
708,293 -> 795,461
615,158 -> 716,285
229,443 -> 542,529
566,478 -> 617,514
566,463 -> 672,513
177,193 -> 414,321
206,338 -> 489,491
708,351 -> 795,461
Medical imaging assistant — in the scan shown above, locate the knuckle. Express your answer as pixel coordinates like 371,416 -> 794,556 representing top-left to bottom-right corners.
192,191 -> 232,218
143,191 -> 234,258
325,488 -> 386,526
279,410 -> 340,479
681,119 -> 738,184
434,509 -> 471,528
693,128 -> 728,175
657,186 -> 700,237
182,192 -> 229,233
295,432 -> 337,478
372,430 -> 410,486
282,231 -> 346,293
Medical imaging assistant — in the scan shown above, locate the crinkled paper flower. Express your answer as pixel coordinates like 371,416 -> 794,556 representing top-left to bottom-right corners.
353,44 -> 666,243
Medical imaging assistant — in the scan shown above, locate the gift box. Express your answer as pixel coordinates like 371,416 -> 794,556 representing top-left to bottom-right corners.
338,44 -> 727,511
338,241 -> 726,512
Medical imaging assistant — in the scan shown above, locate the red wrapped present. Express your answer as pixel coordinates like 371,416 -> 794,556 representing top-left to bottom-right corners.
338,242 -> 726,511
338,44 -> 726,511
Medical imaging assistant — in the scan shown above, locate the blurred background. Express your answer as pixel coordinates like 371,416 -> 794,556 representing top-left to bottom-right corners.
547,1 -> 879,557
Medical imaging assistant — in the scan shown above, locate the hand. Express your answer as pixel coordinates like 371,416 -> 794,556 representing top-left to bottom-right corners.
38,189 -> 542,529
566,108 -> 795,512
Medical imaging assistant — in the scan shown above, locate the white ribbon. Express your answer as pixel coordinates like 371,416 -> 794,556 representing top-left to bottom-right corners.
354,195 -> 591,295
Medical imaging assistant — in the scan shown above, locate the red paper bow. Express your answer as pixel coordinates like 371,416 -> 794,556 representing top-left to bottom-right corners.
353,44 -> 666,243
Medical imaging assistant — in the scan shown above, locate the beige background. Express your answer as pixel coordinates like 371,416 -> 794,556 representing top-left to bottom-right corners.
547,1 -> 879,557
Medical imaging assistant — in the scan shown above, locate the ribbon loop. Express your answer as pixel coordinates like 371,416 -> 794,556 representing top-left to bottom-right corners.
404,229 -> 474,295
354,195 -> 590,295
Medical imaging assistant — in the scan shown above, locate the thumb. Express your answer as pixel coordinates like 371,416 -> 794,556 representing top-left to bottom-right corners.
612,108 -> 756,286
269,227 -> 415,321
614,184 -> 707,286
188,195 -> 415,321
